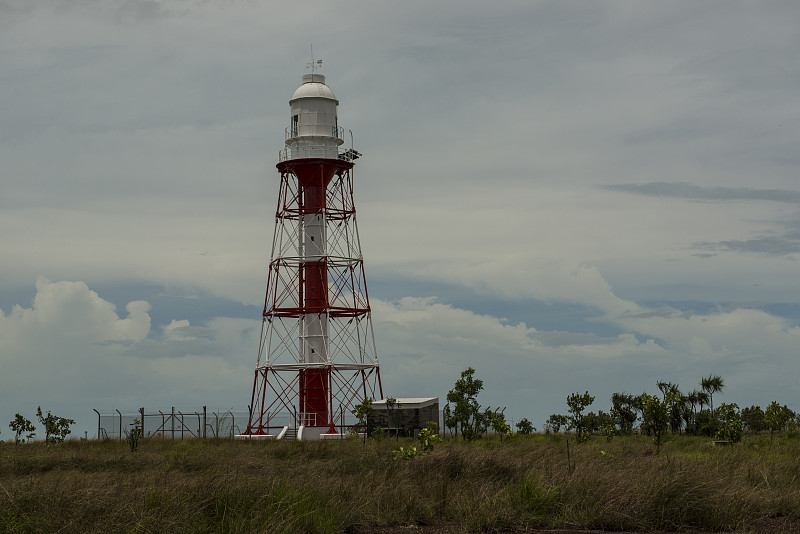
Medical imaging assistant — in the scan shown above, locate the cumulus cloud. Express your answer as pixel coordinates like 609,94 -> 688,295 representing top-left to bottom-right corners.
0,278 -> 150,345
0,279 -> 256,436
374,296 -> 657,359
372,296 -> 664,419
617,306 -> 800,362
3,277 -> 799,436
163,319 -> 212,341
374,294 -> 800,424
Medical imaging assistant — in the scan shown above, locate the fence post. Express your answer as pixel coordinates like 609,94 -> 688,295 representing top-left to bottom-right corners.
203,406 -> 207,439
116,409 -> 123,440
93,409 -> 101,440
171,406 -> 175,440
140,407 -> 145,438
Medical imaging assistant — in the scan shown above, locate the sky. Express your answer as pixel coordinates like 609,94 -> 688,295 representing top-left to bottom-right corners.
2,1 -> 800,438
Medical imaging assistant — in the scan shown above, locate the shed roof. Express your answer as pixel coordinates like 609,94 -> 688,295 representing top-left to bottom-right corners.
372,397 -> 438,409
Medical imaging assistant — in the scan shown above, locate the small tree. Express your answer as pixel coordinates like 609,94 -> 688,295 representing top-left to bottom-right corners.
566,391 -> 595,442
9,414 -> 36,444
446,367 -> 484,441
694,408 -> 716,437
545,414 -> 568,433
392,445 -> 418,460
417,421 -> 441,452
516,418 -> 534,435
351,397 -> 373,445
486,409 -> 511,441
783,405 -> 798,431
765,401 -> 789,443
124,418 -> 143,452
741,405 -> 765,433
36,406 -> 75,444
715,403 -> 743,443
443,403 -> 456,438
640,393 -> 669,453
394,422 -> 440,459
602,410 -> 618,442
610,392 -> 638,434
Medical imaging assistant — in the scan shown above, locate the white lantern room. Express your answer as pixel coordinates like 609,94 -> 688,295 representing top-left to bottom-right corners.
283,73 -> 344,160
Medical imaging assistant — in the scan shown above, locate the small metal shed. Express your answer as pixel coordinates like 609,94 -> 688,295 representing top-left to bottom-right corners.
367,397 -> 439,437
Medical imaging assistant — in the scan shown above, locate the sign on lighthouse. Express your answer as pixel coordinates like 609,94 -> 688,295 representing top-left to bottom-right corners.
241,63 -> 382,440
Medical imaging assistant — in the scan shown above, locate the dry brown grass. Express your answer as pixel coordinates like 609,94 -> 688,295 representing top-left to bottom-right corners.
1,433 -> 799,533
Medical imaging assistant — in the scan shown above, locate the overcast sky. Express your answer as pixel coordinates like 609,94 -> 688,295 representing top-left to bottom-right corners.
2,1 -> 800,438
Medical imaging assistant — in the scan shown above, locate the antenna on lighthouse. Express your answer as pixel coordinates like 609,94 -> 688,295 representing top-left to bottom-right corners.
307,45 -> 323,75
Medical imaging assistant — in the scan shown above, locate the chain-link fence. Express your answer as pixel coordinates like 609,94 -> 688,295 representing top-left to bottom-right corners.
94,406 -> 529,440
93,407 -> 250,440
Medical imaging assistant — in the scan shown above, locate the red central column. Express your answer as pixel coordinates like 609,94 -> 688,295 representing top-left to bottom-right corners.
295,161 -> 337,427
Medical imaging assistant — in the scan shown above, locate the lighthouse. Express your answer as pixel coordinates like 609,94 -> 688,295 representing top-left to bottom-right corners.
242,64 -> 383,439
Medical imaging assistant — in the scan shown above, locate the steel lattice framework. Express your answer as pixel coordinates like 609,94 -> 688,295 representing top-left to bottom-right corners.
245,158 -> 382,435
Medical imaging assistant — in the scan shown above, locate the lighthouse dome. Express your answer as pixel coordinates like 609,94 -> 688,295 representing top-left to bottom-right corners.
290,73 -> 338,103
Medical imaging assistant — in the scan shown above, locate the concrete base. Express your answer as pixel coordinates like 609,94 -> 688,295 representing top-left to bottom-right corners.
299,426 -> 327,440
235,428 -> 362,441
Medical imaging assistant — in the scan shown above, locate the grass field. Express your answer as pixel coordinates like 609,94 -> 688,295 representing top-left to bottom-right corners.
1,433 -> 799,533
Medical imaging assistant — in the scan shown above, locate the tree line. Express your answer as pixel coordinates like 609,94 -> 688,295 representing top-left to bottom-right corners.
442,369 -> 798,448
544,375 -> 799,448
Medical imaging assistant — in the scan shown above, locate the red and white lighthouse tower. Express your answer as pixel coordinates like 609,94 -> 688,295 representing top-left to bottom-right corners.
243,65 -> 382,439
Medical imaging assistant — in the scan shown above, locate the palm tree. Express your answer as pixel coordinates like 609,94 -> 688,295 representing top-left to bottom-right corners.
656,381 -> 684,434
695,390 -> 710,411
670,394 -> 688,434
680,395 -> 695,434
700,375 -> 725,417
692,389 -> 710,434
686,390 -> 703,433
657,381 -> 679,401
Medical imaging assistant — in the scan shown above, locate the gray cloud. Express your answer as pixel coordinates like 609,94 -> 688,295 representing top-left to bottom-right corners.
603,182 -> 800,203
693,236 -> 800,258
691,214 -> 800,258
